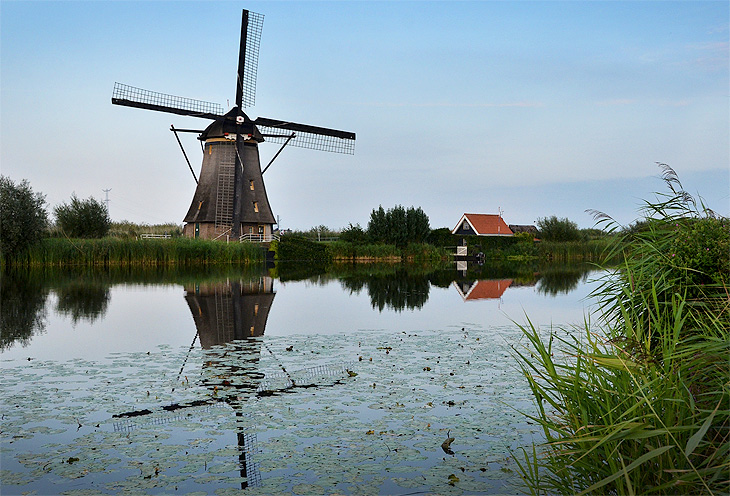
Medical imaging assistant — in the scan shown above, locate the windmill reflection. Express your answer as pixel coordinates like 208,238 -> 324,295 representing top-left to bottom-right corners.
114,275 -> 350,490
114,276 -> 276,489
185,277 -> 275,345
183,277 -> 276,489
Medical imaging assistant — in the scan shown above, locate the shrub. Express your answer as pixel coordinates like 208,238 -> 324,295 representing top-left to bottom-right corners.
277,235 -> 330,262
339,223 -> 369,245
536,215 -> 581,242
54,195 -> 111,238
0,176 -> 48,259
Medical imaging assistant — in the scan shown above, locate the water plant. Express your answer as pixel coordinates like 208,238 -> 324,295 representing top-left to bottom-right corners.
512,164 -> 729,495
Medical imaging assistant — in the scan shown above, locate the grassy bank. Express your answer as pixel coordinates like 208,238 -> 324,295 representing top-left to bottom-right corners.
512,170 -> 729,494
273,235 -> 450,263
3,237 -> 264,267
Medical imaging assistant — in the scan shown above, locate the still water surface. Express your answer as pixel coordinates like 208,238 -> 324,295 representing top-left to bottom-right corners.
1,263 -> 603,495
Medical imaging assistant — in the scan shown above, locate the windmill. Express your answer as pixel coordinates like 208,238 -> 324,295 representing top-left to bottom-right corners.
112,9 -> 355,240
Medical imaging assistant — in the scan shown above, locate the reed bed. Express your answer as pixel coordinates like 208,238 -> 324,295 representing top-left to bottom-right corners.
534,238 -> 612,262
12,237 -> 264,266
512,165 -> 729,495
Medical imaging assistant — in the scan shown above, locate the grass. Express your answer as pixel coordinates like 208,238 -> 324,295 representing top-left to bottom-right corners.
5,237 -> 264,266
511,164 -> 729,495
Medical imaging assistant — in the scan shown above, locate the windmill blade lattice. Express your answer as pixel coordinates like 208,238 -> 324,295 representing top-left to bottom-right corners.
256,118 -> 356,154
112,82 -> 224,119
237,10 -> 264,108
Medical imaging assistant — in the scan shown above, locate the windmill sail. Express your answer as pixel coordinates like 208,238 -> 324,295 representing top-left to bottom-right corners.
112,83 -> 223,119
236,10 -> 264,108
256,117 -> 356,154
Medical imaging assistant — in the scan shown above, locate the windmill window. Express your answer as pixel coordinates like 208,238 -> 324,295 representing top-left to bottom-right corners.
250,180 -> 255,190
253,202 -> 259,213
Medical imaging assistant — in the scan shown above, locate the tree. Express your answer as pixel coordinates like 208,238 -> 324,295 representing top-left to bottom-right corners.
406,206 -> 430,243
367,205 -> 388,243
54,194 -> 111,238
0,176 -> 48,258
536,215 -> 581,242
366,204 -> 431,247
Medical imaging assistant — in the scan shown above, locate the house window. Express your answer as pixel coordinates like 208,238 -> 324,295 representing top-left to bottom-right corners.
250,180 -> 254,190
463,221 -> 469,231
253,202 -> 259,213
248,226 -> 253,234
258,225 -> 264,234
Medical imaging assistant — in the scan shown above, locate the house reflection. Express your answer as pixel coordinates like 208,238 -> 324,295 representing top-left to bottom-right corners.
453,279 -> 513,301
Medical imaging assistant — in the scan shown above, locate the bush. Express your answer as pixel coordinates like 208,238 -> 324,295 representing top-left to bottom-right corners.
278,235 -> 331,262
426,227 -> 457,247
54,195 -> 111,238
536,215 -> 581,242
0,176 -> 48,259
339,223 -> 369,245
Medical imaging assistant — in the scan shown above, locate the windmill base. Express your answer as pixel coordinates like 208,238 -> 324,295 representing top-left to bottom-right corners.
183,222 -> 275,242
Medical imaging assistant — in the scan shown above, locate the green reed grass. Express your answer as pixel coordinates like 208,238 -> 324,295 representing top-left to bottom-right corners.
12,237 -> 264,266
512,164 -> 729,495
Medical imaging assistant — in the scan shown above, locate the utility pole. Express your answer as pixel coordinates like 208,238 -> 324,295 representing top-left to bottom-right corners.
103,188 -> 112,214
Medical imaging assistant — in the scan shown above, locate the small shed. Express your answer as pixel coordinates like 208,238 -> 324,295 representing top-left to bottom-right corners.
452,213 -> 513,236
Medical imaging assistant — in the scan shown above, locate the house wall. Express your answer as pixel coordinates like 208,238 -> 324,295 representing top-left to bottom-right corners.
453,222 -> 476,236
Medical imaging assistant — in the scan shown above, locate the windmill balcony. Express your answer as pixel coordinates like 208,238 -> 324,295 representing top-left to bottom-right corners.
239,233 -> 280,243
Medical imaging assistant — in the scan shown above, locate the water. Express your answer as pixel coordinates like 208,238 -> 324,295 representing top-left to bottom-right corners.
1,263 -> 604,495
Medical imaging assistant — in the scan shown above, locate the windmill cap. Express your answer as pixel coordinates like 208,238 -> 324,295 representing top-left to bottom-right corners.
199,107 -> 263,142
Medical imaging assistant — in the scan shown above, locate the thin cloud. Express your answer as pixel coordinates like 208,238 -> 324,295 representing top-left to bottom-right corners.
351,101 -> 544,108
594,98 -> 691,107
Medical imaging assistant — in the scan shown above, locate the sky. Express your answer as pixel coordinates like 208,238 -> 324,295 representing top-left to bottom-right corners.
1,0 -> 728,231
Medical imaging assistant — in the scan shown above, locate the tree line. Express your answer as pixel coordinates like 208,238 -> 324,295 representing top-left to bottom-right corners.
1,176 -> 111,259
1,174 -> 608,262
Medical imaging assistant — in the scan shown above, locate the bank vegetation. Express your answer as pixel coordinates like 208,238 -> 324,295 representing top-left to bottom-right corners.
512,165 -> 729,495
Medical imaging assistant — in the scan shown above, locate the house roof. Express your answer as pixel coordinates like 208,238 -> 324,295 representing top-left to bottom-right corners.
453,279 -> 513,301
452,213 -> 513,236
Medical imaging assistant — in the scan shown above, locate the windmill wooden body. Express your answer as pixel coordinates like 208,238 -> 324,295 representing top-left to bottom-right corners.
112,9 -> 355,240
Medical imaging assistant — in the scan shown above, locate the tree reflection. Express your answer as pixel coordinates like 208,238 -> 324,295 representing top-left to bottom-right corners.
55,281 -> 111,324
535,267 -> 590,296
0,271 -> 49,350
338,269 -> 430,312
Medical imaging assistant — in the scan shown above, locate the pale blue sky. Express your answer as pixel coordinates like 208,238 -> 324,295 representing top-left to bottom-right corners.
2,1 -> 728,230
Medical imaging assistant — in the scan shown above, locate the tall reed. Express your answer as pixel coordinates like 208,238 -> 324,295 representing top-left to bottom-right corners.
11,237 -> 264,266
512,164 -> 729,495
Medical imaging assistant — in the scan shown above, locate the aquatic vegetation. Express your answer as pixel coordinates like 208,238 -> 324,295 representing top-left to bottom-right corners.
1,327 -> 540,495
513,165 -> 729,494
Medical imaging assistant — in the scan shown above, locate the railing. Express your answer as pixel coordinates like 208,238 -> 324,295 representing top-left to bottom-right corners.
140,234 -> 172,239
240,233 -> 280,243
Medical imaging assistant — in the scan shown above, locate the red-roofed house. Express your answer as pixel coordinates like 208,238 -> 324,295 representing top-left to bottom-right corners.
453,279 -> 513,301
452,213 -> 513,237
